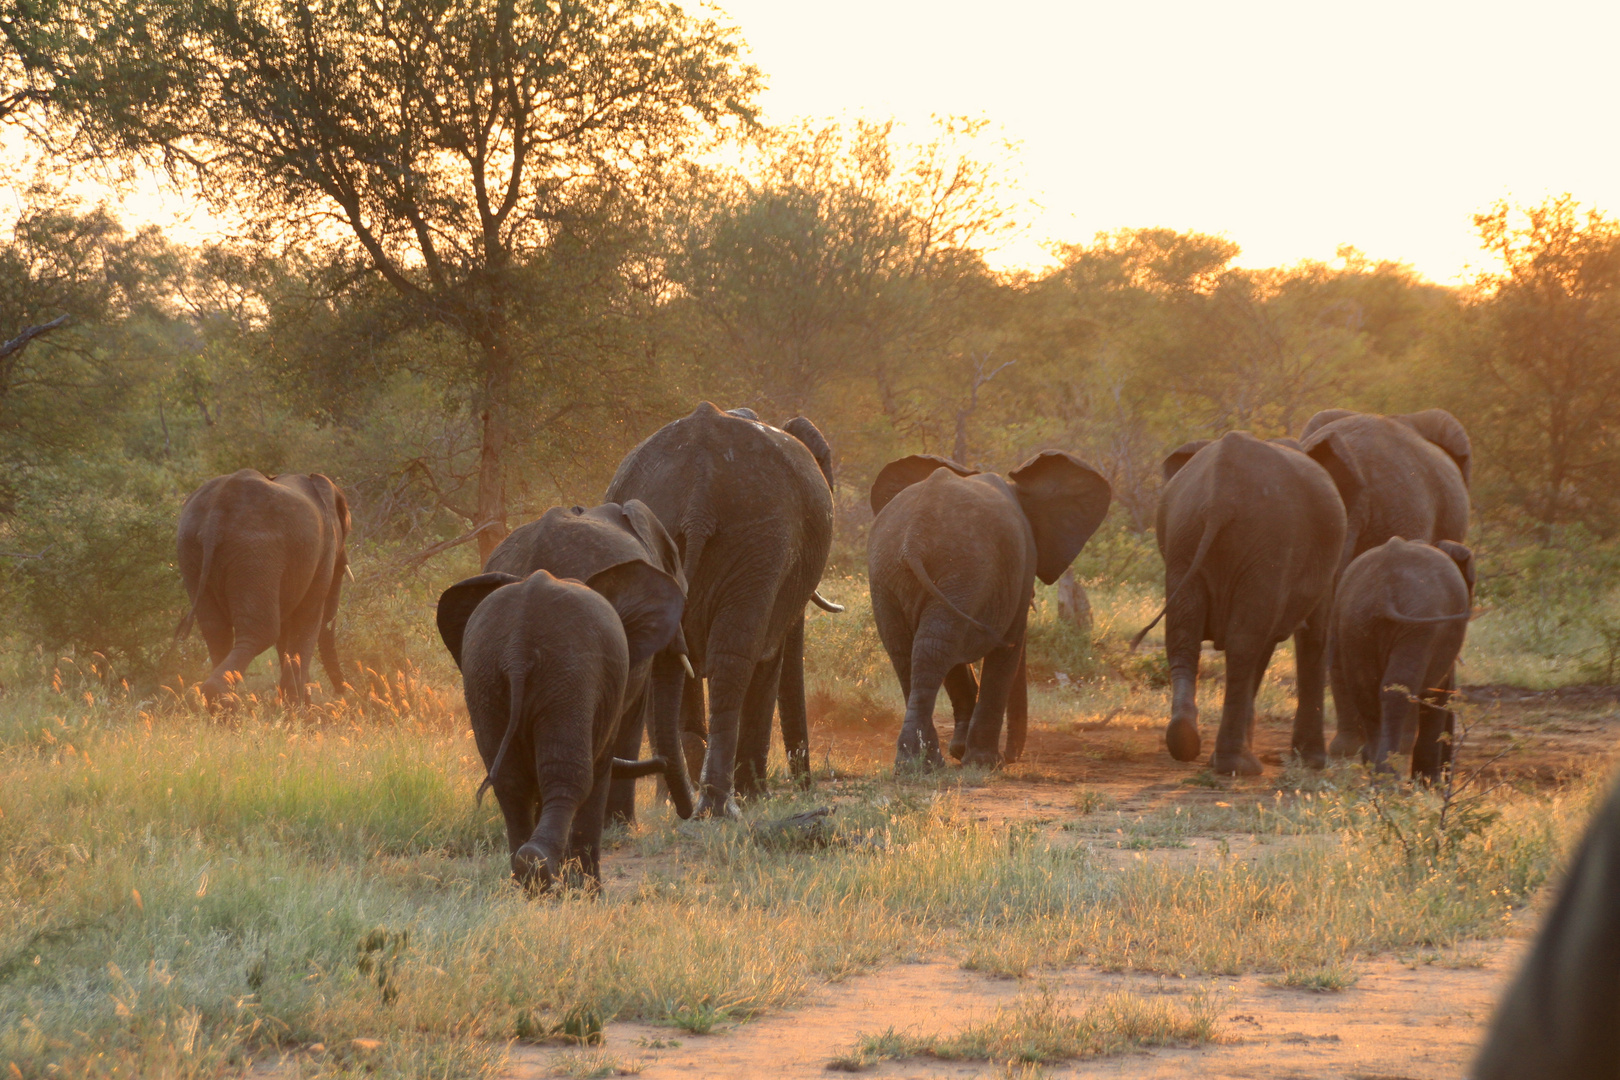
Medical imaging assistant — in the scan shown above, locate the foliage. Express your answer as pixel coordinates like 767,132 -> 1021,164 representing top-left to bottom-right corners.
1462,196 -> 1620,535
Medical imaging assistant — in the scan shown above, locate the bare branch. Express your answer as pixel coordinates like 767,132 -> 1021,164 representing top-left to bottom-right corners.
0,314 -> 70,361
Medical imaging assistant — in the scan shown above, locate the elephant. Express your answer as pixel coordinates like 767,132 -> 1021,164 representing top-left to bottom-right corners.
1140,432 -> 1348,775
1297,408 -> 1471,760
435,562 -> 686,888
1473,772 -> 1620,1080
866,451 -> 1112,769
605,402 -> 837,819
175,469 -> 350,704
1329,537 -> 1474,782
482,500 -> 691,825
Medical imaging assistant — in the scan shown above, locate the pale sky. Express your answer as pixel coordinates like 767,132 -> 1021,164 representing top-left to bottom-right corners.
712,0 -> 1620,281
17,0 -> 1617,284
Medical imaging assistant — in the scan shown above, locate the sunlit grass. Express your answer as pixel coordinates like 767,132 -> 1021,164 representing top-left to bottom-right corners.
0,675 -> 1595,1078
829,984 -> 1219,1069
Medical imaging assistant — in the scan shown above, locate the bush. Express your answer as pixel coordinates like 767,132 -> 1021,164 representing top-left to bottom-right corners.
1,458 -> 189,676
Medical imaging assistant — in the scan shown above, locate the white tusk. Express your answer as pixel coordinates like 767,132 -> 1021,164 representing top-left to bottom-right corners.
344,564 -> 355,582
680,654 -> 696,679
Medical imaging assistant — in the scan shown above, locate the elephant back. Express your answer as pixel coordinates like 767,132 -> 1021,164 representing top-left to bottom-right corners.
485,501 -> 684,590
604,402 -> 835,663
1301,412 -> 1470,564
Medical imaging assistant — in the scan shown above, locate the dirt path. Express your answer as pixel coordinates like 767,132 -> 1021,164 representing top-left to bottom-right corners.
505,688 -> 1615,1079
514,941 -> 1522,1078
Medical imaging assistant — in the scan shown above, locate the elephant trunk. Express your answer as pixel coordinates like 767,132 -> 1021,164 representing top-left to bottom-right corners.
650,651 -> 695,818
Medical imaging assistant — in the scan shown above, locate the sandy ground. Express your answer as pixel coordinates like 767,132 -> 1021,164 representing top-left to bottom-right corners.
512,944 -> 1521,1078
502,683 -> 1620,1079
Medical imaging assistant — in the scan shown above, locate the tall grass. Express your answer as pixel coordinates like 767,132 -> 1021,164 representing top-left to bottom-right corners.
0,677 -> 1594,1078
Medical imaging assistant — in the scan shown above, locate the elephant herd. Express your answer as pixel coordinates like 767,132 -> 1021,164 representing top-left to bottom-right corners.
175,401 -> 1477,889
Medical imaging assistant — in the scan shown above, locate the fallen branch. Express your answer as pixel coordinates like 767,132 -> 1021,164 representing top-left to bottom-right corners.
0,314 -> 70,361
396,521 -> 499,573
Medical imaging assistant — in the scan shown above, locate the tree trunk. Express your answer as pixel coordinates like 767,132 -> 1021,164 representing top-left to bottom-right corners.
474,344 -> 512,564
1055,568 -> 1093,637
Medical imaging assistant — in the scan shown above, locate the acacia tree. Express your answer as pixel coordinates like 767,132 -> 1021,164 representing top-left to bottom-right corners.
1468,196 -> 1620,535
11,0 -> 758,558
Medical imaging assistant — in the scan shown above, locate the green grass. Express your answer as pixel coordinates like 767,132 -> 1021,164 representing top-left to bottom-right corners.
0,574 -> 1610,1079
0,678 -> 1595,1078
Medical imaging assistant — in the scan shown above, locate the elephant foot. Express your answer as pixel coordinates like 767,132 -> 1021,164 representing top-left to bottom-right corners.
1328,732 -> 1365,760
1210,749 -> 1263,777
959,747 -> 1003,770
1165,717 -> 1201,762
895,725 -> 944,770
693,788 -> 742,820
1291,744 -> 1327,770
511,842 -> 555,894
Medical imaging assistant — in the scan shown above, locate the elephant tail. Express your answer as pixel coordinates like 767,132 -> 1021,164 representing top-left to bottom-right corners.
1382,604 -> 1472,625
1129,510 -> 1225,652
476,667 -> 527,807
173,525 -> 220,644
904,548 -> 1004,643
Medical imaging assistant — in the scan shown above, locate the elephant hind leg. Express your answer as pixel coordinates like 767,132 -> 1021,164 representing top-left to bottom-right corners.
204,586 -> 280,703
735,650 -> 785,799
1210,637 -> 1271,776
514,708 -> 594,891
944,663 -> 979,761
1410,668 -> 1456,784
1291,602 -> 1330,768
898,631 -> 951,769
1163,584 -> 1206,763
777,615 -> 811,784
193,593 -> 234,671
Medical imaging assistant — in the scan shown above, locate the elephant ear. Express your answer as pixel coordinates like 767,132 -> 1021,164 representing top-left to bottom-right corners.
1301,427 -> 1367,521
586,561 -> 687,667
436,572 -> 522,669
1162,440 -> 1212,482
783,416 -> 835,491
869,454 -> 977,516
1007,451 -> 1113,586
1397,409 -> 1472,487
618,499 -> 685,589
1301,408 -> 1358,439
1435,539 -> 1477,598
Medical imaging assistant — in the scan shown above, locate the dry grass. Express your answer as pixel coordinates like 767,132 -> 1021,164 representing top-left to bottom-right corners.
0,606 -> 1605,1079
828,983 -> 1219,1070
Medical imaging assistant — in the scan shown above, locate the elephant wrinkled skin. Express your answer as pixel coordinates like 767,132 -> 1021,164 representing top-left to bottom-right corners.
867,451 -> 1111,770
1298,408 -> 1471,759
1152,432 -> 1348,776
482,500 -> 691,823
436,563 -> 686,889
175,469 -> 351,705
606,402 -> 835,819
1329,537 -> 1474,782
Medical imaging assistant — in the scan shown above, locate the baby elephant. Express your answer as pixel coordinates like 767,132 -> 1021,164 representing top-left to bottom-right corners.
1329,537 -> 1474,781
436,562 -> 686,890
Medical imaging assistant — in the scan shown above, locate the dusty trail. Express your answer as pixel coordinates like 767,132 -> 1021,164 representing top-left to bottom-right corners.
506,687 -> 1617,1079
514,945 -> 1524,1079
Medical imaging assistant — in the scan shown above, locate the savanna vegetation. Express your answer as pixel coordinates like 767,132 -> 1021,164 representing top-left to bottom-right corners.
1,0 -> 1620,1076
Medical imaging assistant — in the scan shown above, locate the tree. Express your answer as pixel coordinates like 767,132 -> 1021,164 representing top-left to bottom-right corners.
1467,196 -> 1620,536
13,0 -> 758,559
663,118 -> 1018,424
